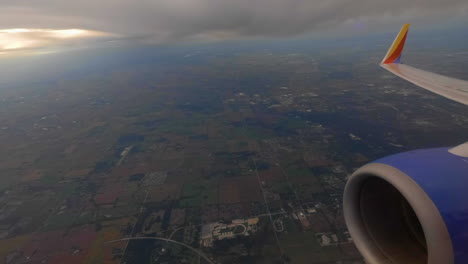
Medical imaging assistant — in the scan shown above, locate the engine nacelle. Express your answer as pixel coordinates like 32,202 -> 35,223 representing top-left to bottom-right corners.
344,143 -> 468,264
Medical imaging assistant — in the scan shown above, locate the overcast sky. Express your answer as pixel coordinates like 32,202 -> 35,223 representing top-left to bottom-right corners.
1,0 -> 467,55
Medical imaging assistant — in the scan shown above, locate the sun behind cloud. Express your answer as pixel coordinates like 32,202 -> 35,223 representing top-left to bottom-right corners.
0,28 -> 115,55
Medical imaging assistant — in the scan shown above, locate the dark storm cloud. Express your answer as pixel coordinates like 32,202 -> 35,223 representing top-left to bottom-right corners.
1,0 -> 467,47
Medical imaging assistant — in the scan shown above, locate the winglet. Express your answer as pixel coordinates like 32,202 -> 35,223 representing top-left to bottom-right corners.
381,24 -> 410,65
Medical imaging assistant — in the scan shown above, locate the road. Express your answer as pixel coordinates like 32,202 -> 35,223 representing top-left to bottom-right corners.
250,157 -> 285,255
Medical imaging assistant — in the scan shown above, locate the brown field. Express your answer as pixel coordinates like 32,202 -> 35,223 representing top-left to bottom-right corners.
65,168 -> 92,178
65,225 -> 98,250
84,218 -> 130,264
17,225 -> 98,264
258,167 -> 283,182
21,170 -> 42,182
218,204 -> 252,221
49,252 -> 88,264
219,176 -> 262,204
308,214 -> 332,233
201,203 -> 253,223
169,208 -> 186,226
147,183 -> 182,202
94,184 -> 124,205
48,226 -> 97,264
22,230 -> 65,259
0,235 -> 31,263
219,181 -> 240,204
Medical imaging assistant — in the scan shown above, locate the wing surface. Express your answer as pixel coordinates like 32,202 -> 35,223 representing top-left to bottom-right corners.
381,24 -> 468,106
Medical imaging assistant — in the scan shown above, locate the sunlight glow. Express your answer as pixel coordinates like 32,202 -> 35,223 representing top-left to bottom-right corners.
0,28 -> 113,54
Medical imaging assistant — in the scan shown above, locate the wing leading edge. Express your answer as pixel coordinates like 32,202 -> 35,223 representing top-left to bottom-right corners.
381,24 -> 468,106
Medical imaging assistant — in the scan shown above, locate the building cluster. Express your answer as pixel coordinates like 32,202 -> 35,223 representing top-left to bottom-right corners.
293,211 -> 311,230
200,217 -> 259,247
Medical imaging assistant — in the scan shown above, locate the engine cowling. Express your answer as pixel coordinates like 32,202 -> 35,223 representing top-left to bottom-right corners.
343,143 -> 468,264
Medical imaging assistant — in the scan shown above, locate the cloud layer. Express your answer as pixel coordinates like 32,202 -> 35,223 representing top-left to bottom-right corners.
1,0 -> 467,53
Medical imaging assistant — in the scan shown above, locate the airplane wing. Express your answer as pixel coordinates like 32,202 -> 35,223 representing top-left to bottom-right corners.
381,24 -> 468,106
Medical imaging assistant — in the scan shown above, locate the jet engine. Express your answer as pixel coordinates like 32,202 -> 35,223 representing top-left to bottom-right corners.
343,142 -> 468,264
